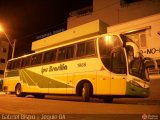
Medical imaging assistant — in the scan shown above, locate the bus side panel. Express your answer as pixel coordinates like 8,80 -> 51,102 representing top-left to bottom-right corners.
110,73 -> 126,95
19,68 -> 49,94
48,73 -> 68,94
96,70 -> 110,95
3,70 -> 20,92
74,71 -> 97,94
3,77 -> 19,92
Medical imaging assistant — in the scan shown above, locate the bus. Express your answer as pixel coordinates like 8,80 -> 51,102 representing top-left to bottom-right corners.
3,33 -> 150,102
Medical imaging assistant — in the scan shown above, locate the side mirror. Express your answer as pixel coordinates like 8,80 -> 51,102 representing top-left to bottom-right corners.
126,42 -> 139,58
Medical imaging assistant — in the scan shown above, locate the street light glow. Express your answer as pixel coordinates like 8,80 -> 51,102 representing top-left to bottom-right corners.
0,24 -> 13,48
0,24 -> 15,58
0,25 -> 3,32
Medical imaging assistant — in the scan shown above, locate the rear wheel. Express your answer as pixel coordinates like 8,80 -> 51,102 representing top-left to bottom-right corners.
82,83 -> 91,102
15,84 -> 26,97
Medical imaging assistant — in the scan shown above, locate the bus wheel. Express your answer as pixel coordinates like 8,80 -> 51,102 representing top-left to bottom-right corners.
82,83 -> 91,102
15,84 -> 26,97
104,97 -> 113,103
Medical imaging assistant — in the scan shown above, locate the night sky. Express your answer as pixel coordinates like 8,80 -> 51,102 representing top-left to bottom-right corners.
0,0 -> 92,57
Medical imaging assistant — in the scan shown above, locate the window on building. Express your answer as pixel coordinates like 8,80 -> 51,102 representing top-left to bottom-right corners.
125,30 -> 148,48
0,70 -> 4,75
2,48 -> 7,53
0,58 -> 5,63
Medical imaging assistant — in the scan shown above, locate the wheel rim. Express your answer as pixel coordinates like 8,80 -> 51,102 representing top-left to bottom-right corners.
16,86 -> 21,95
82,87 -> 85,98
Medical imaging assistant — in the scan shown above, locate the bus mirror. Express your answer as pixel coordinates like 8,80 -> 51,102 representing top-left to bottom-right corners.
126,42 -> 139,58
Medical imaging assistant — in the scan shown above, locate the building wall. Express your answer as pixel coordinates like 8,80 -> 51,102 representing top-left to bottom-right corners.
67,0 -> 160,29
0,35 -> 9,79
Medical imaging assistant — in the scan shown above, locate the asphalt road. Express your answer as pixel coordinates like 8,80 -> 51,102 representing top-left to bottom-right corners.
0,94 -> 159,120
0,78 -> 159,120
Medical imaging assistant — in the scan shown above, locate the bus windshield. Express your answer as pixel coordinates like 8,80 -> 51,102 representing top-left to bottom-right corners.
123,36 -> 150,81
128,56 -> 149,81
99,34 -> 149,81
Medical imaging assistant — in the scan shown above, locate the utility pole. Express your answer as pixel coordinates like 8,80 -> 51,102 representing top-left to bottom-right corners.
11,39 -> 16,59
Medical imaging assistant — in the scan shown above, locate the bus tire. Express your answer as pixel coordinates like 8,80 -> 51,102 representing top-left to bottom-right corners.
82,83 -> 91,102
15,84 -> 26,97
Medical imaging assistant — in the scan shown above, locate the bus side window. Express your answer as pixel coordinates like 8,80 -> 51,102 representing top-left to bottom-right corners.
21,57 -> 31,67
77,42 -> 85,57
31,53 -> 42,65
99,37 -> 112,71
10,60 -> 15,69
58,47 -> 66,61
66,45 -> 74,59
7,61 -> 12,70
111,50 -> 126,74
14,59 -> 21,69
86,40 -> 96,56
43,49 -> 57,63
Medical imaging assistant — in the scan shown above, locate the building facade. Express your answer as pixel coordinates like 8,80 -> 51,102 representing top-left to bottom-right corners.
67,0 -> 160,28
0,34 -> 9,79
67,0 -> 160,76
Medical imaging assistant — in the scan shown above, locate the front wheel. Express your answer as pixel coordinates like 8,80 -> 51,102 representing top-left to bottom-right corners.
15,84 -> 26,97
82,83 -> 91,102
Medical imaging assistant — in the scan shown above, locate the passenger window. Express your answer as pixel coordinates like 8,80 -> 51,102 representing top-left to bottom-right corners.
76,39 -> 96,57
43,49 -> 57,63
14,59 -> 21,69
111,49 -> 126,74
86,40 -> 95,56
99,37 -> 112,70
31,53 -> 42,65
66,45 -> 74,59
7,61 -> 12,70
21,57 -> 31,67
58,47 -> 66,61
10,61 -> 15,69
77,42 -> 85,57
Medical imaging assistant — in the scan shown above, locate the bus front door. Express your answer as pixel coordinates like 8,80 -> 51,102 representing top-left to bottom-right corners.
110,48 -> 127,95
